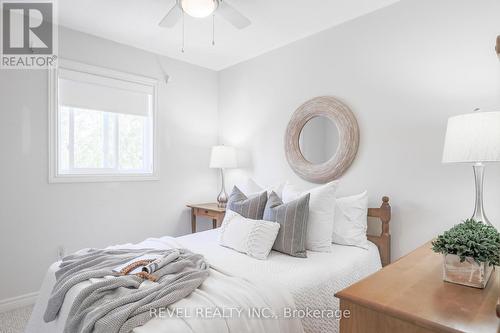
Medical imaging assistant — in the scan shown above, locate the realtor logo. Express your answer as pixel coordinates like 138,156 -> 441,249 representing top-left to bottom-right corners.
1,0 -> 57,69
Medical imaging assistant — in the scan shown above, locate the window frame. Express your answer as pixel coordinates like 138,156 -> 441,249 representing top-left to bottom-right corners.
48,59 -> 159,183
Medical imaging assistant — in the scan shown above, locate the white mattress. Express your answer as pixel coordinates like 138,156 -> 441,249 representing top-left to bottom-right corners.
177,229 -> 382,333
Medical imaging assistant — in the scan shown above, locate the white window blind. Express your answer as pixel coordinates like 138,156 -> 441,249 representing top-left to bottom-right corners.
49,61 -> 158,183
58,68 -> 152,117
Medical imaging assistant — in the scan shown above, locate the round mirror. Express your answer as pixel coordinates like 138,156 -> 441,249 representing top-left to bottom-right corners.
299,116 -> 339,164
285,96 -> 359,183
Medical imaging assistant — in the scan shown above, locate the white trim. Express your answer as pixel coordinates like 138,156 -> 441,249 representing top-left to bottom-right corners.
48,66 -> 57,183
49,174 -> 160,184
0,292 -> 38,313
48,59 -> 160,183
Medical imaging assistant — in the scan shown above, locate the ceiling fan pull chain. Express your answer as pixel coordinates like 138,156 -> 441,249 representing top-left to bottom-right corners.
212,13 -> 215,46
181,11 -> 185,53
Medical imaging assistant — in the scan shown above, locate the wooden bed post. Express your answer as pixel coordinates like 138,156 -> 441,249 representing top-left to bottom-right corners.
367,196 -> 392,267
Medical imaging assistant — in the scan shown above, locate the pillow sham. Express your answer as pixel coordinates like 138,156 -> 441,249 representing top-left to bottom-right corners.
264,191 -> 310,258
332,191 -> 369,250
227,186 -> 267,220
239,178 -> 286,199
282,181 -> 339,252
219,210 -> 280,260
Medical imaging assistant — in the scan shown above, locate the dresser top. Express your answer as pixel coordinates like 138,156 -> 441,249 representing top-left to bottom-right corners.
336,242 -> 499,333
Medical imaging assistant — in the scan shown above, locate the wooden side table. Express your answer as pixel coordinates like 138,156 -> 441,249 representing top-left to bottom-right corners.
186,203 -> 226,233
336,241 -> 500,333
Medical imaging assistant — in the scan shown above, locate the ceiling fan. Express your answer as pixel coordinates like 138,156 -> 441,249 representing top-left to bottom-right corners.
159,0 -> 251,29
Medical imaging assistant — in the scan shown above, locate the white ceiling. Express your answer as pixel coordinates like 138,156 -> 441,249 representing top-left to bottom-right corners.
58,0 -> 400,71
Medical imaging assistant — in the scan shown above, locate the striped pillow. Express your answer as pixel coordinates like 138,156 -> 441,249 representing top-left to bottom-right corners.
227,186 -> 267,220
264,191 -> 310,258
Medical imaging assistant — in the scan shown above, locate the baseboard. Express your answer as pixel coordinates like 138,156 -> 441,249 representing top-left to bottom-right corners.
0,292 -> 38,313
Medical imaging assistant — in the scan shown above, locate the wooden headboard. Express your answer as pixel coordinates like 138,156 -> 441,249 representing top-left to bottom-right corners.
367,196 -> 391,267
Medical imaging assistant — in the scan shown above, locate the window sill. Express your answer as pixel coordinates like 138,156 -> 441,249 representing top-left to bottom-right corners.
48,173 -> 160,184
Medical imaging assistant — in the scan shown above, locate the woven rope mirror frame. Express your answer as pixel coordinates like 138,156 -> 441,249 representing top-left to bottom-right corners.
284,96 -> 359,183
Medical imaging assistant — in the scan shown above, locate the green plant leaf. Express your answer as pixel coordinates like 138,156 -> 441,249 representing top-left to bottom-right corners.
431,219 -> 500,266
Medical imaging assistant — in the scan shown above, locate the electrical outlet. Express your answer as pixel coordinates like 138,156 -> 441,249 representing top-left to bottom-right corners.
57,246 -> 65,260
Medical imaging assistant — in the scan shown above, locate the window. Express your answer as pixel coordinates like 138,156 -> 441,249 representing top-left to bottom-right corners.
49,60 -> 158,182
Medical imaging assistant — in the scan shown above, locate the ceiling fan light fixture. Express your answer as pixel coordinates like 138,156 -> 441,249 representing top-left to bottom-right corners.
181,0 -> 218,18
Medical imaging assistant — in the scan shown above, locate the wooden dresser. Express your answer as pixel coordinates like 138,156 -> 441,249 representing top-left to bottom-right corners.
336,242 -> 499,333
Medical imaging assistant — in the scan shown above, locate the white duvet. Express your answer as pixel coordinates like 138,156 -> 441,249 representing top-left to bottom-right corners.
26,229 -> 381,333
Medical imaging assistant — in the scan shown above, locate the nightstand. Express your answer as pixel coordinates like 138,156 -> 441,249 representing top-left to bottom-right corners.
186,203 -> 226,233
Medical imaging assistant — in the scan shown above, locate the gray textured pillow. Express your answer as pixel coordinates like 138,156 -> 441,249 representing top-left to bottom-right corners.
264,191 -> 310,258
227,186 -> 267,220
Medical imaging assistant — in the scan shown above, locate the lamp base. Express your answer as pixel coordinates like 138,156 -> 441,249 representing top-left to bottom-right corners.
472,163 -> 492,226
216,192 -> 228,208
216,168 -> 228,208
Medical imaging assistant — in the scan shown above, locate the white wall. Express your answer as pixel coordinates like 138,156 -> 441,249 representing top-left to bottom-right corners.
219,0 -> 500,261
0,27 -> 219,300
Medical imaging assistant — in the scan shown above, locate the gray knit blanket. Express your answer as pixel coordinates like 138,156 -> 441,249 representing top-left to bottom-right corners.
43,248 -> 209,333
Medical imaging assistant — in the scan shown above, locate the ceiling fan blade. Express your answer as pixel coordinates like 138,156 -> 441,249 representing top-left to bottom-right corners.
217,1 -> 251,29
159,3 -> 182,28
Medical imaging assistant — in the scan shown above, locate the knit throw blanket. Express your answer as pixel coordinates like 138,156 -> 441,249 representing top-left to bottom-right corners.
43,248 -> 210,333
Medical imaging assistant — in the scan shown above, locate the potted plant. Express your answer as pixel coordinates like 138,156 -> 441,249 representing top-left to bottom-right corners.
432,219 -> 500,288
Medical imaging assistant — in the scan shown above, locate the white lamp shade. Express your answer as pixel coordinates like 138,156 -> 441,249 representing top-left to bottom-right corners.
442,111 -> 500,163
210,146 -> 237,169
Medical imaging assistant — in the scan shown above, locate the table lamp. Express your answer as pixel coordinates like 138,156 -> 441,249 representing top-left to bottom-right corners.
442,110 -> 500,226
209,145 -> 237,208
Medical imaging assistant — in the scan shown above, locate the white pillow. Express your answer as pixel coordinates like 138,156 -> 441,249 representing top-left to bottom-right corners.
239,178 -> 286,199
282,181 -> 339,252
218,210 -> 280,260
332,191 -> 369,249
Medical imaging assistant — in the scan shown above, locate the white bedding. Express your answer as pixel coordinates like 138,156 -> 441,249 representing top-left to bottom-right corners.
177,229 -> 381,333
27,229 -> 381,333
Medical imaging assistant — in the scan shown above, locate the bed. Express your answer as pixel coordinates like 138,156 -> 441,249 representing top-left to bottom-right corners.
26,197 -> 391,333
